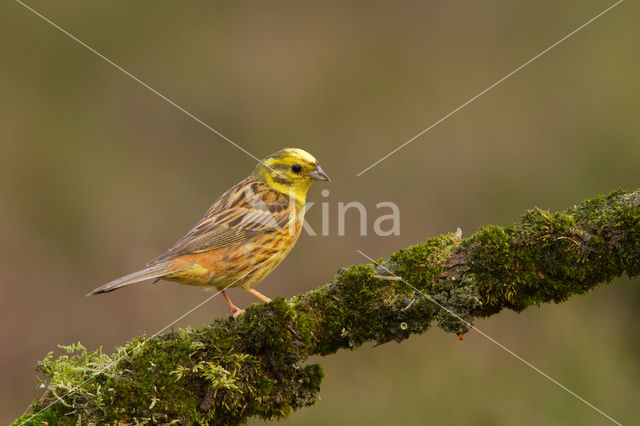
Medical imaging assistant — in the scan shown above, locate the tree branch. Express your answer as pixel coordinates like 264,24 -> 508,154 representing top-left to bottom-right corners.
15,190 -> 640,425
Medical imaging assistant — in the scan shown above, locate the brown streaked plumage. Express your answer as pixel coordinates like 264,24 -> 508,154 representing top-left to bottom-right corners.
87,148 -> 329,317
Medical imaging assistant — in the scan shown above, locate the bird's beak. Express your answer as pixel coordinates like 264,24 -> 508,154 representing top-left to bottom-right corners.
310,165 -> 330,181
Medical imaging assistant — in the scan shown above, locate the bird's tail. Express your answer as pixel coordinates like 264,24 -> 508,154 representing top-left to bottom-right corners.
86,261 -> 172,296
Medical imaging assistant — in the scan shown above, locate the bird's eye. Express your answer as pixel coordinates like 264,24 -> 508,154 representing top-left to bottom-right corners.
291,164 -> 303,174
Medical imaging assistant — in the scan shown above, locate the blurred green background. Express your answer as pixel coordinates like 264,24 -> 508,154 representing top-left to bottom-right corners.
2,1 -> 639,424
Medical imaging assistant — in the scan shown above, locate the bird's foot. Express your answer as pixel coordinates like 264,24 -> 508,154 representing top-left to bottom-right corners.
232,308 -> 246,319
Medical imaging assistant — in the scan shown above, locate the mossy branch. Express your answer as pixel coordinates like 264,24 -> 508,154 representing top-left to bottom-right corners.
15,190 -> 640,425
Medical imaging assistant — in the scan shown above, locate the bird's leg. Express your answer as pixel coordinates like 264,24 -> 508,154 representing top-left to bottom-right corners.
244,288 -> 272,303
221,290 -> 245,318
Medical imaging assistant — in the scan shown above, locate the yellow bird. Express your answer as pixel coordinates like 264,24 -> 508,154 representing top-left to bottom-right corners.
88,148 -> 329,317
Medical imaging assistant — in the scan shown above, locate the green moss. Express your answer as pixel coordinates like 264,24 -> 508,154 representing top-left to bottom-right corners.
20,319 -> 318,424
466,190 -> 640,316
389,233 -> 456,286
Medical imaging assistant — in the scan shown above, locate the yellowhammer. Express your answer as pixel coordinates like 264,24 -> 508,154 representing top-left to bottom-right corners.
87,148 -> 329,317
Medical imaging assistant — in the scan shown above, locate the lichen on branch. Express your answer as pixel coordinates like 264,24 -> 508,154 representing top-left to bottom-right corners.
15,190 -> 640,425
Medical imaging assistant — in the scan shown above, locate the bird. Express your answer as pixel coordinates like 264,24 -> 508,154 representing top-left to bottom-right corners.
87,148 -> 329,317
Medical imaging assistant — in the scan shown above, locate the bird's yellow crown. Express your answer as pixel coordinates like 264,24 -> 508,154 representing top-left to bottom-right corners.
253,148 -> 329,206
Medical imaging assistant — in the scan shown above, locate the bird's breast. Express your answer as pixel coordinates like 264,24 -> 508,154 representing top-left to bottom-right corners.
164,210 -> 304,289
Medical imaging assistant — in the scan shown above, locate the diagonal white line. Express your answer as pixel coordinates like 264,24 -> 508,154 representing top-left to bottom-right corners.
19,251 -> 282,425
356,0 -> 624,176
356,249 -> 622,425
15,0 -> 268,168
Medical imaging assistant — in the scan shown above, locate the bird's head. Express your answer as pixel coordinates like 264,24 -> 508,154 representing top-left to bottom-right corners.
253,148 -> 330,204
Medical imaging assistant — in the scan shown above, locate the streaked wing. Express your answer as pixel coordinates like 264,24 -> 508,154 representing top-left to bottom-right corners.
148,178 -> 293,264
